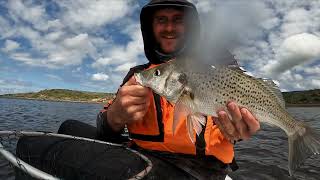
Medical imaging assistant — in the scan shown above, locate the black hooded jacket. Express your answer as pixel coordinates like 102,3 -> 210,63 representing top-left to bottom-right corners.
96,0 -> 201,143
96,2 -> 239,176
97,1 -> 240,141
140,0 -> 200,64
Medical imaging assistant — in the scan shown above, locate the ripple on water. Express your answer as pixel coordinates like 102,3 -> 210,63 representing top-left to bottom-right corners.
0,99 -> 319,180
229,163 -> 291,180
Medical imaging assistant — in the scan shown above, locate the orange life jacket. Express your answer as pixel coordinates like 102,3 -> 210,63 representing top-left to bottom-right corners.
120,63 -> 234,164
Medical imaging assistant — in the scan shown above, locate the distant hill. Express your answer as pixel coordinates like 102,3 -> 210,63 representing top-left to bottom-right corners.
0,89 -> 115,103
0,89 -> 319,106
283,89 -> 320,106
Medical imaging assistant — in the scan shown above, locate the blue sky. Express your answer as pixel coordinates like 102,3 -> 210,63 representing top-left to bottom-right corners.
0,0 -> 320,94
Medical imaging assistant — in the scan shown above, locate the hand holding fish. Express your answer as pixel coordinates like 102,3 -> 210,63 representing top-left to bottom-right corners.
215,101 -> 260,143
107,77 -> 151,131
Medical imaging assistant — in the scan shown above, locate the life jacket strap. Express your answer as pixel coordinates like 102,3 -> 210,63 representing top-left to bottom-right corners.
229,157 -> 239,172
195,117 -> 207,157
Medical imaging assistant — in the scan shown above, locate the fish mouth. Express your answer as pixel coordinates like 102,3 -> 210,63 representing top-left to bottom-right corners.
134,73 -> 143,85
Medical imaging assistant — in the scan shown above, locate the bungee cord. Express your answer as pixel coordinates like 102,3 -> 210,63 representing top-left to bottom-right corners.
0,130 -> 153,180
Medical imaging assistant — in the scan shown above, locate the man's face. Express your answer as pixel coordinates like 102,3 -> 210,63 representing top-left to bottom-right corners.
152,8 -> 185,54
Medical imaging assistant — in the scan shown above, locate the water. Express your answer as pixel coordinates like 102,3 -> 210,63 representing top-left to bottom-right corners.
229,107 -> 320,180
0,98 -> 320,180
0,98 -> 103,180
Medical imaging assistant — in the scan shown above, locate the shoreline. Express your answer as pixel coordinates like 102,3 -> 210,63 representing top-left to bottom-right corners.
0,96 -> 108,105
2,97 -> 320,107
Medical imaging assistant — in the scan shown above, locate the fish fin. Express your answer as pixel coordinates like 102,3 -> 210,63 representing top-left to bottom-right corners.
189,114 -> 206,136
227,63 -> 247,73
250,77 -> 285,108
172,95 -> 193,135
230,66 -> 286,108
261,79 -> 286,108
245,76 -> 285,108
187,115 -> 195,144
210,112 -> 218,118
288,122 -> 320,176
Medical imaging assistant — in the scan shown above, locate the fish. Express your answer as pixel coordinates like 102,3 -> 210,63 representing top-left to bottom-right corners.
134,58 -> 320,176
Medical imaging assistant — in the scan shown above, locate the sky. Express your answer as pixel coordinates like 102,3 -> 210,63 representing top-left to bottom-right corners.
0,0 -> 319,94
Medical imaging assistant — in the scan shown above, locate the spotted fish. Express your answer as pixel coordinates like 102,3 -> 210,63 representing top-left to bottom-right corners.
134,58 -> 320,176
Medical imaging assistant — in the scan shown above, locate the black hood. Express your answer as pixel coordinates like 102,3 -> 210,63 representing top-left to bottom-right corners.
140,0 -> 200,64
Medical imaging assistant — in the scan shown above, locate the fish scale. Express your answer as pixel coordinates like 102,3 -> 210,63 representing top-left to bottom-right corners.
187,67 -> 274,117
135,59 -> 320,176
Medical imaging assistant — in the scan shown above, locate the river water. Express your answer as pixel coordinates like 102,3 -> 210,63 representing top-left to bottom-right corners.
0,98 -> 319,180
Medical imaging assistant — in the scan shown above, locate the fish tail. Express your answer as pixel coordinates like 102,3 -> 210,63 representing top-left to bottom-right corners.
288,122 -> 320,176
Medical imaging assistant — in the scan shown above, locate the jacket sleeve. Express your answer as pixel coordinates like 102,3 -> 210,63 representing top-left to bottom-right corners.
96,100 -> 127,143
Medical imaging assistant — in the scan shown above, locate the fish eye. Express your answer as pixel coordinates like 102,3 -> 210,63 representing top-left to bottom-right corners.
154,69 -> 161,76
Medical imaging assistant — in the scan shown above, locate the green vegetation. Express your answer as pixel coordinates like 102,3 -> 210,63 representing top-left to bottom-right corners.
283,89 -> 320,106
0,89 -> 319,106
0,89 -> 115,103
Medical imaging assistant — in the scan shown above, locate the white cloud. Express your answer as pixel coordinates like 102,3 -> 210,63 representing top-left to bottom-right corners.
1,0 -> 140,93
6,27 -> 97,68
262,17 -> 281,30
58,0 -> 134,29
115,62 -> 137,72
72,67 -> 82,73
92,57 -> 112,68
311,79 -> 320,88
91,24 -> 145,73
192,0 -> 214,13
0,16 -> 15,38
281,8 -> 311,36
44,31 -> 64,41
91,73 -> 109,81
2,0 -> 135,70
2,0 -> 320,92
0,78 -> 38,95
45,74 -> 63,81
302,66 -> 320,75
10,52 -> 37,65
63,34 -> 89,48
7,0 -> 49,31
8,0 -> 44,22
190,0 -> 320,91
46,19 -> 64,30
2,39 -> 20,52
17,26 -> 41,40
89,22 -> 146,88
265,33 -> 320,76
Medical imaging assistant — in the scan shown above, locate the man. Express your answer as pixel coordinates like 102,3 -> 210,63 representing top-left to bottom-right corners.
97,0 -> 260,179
15,1 -> 260,179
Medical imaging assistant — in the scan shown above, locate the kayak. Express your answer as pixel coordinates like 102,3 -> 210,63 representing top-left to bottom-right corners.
12,133 -> 232,180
